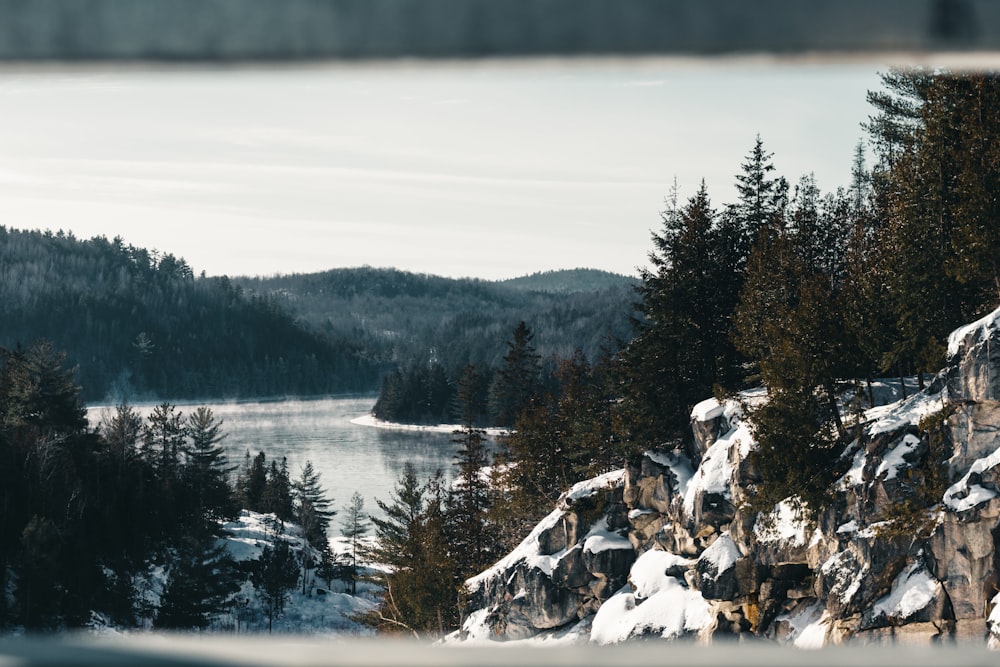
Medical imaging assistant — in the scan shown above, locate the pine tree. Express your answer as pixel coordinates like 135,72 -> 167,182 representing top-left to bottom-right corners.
262,457 -> 294,521
487,322 -> 542,427
448,366 -> 495,580
251,539 -> 299,633
184,406 -> 235,526
367,466 -> 458,636
293,461 -> 335,549
143,403 -> 187,483
155,535 -> 240,630
339,492 -> 369,595
619,181 -> 736,450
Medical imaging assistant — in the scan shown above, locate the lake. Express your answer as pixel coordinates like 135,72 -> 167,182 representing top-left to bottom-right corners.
86,396 -> 470,521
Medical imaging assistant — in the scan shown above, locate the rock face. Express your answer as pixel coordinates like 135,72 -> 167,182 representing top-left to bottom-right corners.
460,306 -> 1000,646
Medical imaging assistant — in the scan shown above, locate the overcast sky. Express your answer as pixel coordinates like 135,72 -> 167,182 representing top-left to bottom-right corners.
0,59 -> 886,280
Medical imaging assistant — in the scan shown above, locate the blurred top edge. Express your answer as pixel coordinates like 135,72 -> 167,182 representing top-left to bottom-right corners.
0,0 -> 999,62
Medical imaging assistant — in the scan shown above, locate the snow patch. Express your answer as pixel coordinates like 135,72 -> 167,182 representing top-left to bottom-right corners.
350,414 -> 507,437
645,450 -> 694,497
583,526 -> 632,554
629,550 -> 694,600
866,391 -> 945,437
839,445 -> 867,489
943,444 -> 1000,512
690,397 -> 724,422
698,533 -> 740,574
836,520 -> 858,535
565,469 -> 626,502
754,499 -> 810,547
870,563 -> 939,621
876,434 -> 921,481
777,601 -> 829,649
947,304 -> 1000,358
590,580 -> 711,644
821,551 -> 867,606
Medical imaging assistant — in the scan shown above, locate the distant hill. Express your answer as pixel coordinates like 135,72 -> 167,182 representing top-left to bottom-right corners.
235,266 -> 636,374
499,269 -> 638,294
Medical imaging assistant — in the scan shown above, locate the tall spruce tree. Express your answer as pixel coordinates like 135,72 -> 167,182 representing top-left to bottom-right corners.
487,322 -> 542,427
620,181 -> 736,450
185,406 -> 235,526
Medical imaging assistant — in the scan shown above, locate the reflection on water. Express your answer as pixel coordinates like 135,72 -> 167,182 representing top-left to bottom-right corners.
87,396 -> 468,520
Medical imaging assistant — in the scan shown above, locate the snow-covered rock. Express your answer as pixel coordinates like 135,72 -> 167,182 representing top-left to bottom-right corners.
458,311 -> 1000,646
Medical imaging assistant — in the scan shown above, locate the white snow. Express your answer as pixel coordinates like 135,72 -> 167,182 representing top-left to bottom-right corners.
590,579 -> 711,644
776,601 -> 829,649
690,397 -> 725,422
645,450 -> 693,497
947,304 -> 1000,358
683,432 -> 738,518
989,593 -> 1000,649
836,520 -> 858,535
870,562 -> 939,620
698,533 -> 740,574
943,443 -> 1000,512
866,390 -> 945,437
754,499 -> 810,547
876,433 -> 921,481
350,414 -> 507,437
839,444 -> 867,488
565,469 -> 626,502
629,550 -> 694,599
583,526 -> 632,554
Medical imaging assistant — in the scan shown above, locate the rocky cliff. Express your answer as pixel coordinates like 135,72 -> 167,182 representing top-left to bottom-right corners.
458,308 -> 1000,646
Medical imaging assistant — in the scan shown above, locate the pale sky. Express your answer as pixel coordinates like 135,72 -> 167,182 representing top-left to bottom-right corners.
0,59 -> 887,280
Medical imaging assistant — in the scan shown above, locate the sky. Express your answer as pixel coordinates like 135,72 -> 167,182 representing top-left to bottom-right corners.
0,59 -> 888,280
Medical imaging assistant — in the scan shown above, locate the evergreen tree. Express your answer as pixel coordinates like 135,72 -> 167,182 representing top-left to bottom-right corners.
143,403 -> 187,483
293,460 -> 335,549
184,406 -> 235,526
488,322 -> 542,427
339,492 -> 369,595
237,451 -> 268,512
619,181 -> 736,450
367,466 -> 457,636
447,400 -> 496,577
251,539 -> 300,633
155,535 -> 240,630
262,457 -> 294,521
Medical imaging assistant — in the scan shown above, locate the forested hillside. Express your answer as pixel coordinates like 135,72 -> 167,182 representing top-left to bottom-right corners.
0,229 -> 378,402
235,267 -> 635,371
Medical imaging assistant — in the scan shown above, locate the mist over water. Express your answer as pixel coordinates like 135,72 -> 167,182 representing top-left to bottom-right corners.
87,396 -> 465,520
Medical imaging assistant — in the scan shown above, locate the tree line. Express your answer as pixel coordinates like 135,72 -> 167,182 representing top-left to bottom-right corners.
362,68 -> 1000,634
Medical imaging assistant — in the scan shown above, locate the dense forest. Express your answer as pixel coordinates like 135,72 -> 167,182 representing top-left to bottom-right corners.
0,229 -> 378,401
363,69 -> 1000,635
235,267 -> 635,374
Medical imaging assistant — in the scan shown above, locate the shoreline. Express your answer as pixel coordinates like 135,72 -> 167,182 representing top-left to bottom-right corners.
350,414 -> 508,437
